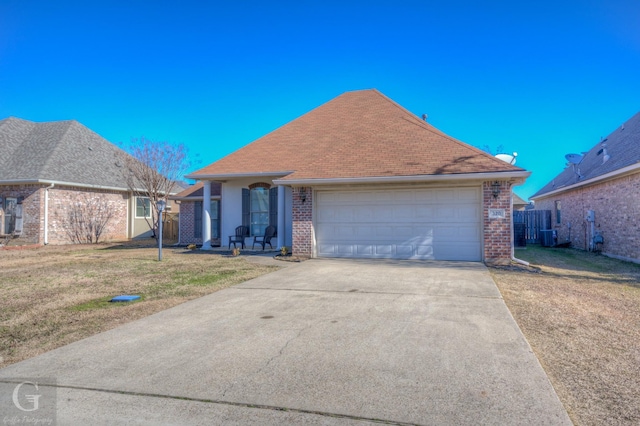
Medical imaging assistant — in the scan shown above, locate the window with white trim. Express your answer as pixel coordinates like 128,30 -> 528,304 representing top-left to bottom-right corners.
136,197 -> 151,218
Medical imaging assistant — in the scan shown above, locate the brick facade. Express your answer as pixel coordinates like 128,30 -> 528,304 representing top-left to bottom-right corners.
179,201 -> 198,244
535,172 -> 640,262
292,187 -> 313,257
482,180 -> 514,265
1,184 -> 129,245
48,186 -> 128,244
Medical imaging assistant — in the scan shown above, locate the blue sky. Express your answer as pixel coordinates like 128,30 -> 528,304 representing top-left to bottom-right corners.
1,0 -> 639,199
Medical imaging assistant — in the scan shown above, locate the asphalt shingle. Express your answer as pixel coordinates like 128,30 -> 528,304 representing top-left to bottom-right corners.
189,89 -> 524,180
532,111 -> 640,198
0,117 -> 132,189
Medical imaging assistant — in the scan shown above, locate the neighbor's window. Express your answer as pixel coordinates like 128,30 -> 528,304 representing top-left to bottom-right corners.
555,200 -> 561,224
250,187 -> 269,236
136,197 -> 151,218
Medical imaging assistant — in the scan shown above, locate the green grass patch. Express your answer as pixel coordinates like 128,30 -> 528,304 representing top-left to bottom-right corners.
185,271 -> 237,285
70,296 -> 143,311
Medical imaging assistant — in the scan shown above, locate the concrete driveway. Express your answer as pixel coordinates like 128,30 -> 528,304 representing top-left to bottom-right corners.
0,259 -> 571,425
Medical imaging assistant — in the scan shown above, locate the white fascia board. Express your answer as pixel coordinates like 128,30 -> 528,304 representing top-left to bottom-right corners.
273,171 -> 531,186
0,179 -> 131,192
530,163 -> 640,201
170,195 -> 221,201
184,171 -> 293,181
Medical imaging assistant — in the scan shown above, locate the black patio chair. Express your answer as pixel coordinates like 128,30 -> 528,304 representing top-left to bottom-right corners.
252,225 -> 277,250
228,226 -> 249,249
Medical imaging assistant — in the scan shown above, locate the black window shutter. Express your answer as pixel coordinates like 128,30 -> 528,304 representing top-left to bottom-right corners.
194,201 -> 202,238
269,187 -> 278,228
242,188 -> 250,228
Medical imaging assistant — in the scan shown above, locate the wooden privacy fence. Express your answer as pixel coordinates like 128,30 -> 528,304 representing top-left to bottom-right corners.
513,210 -> 551,246
161,212 -> 179,242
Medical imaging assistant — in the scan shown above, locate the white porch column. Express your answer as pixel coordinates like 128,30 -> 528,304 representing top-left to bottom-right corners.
277,185 -> 285,249
201,180 -> 212,250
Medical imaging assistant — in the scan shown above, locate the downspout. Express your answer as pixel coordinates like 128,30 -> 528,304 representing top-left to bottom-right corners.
43,183 -> 55,245
510,189 -> 530,266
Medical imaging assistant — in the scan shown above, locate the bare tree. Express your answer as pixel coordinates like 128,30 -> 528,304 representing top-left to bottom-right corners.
119,137 -> 190,238
63,195 -> 114,244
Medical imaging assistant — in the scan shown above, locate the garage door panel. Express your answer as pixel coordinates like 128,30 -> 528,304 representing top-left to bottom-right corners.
375,245 -> 393,255
433,243 -> 480,261
415,206 -> 436,219
393,190 -> 414,202
373,206 -> 393,220
356,245 -> 374,256
457,187 -> 481,202
316,187 -> 481,261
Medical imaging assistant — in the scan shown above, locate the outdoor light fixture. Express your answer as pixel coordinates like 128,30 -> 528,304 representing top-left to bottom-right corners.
300,188 -> 307,203
157,199 -> 166,261
491,181 -> 501,199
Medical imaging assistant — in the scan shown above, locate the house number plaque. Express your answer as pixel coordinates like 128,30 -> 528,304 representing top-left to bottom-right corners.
488,209 -> 506,219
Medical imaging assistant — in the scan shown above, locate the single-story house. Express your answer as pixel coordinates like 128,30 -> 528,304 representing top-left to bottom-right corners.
171,182 -> 222,246
186,89 -> 530,263
531,111 -> 640,263
0,117 -> 176,245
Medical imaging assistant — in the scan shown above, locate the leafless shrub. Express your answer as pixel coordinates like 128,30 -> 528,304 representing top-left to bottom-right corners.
64,196 -> 114,243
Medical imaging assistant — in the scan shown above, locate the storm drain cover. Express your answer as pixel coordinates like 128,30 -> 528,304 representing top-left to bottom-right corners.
110,295 -> 141,302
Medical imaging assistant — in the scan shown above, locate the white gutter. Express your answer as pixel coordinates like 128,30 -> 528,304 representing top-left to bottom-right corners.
184,171 -> 293,180
274,170 -> 531,186
0,179 -> 136,193
43,183 -> 55,245
170,195 -> 221,202
531,162 -> 640,200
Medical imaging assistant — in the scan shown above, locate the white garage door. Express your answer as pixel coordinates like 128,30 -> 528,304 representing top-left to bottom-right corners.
315,187 -> 482,261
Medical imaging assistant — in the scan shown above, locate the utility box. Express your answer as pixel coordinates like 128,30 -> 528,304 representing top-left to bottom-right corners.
586,210 -> 595,222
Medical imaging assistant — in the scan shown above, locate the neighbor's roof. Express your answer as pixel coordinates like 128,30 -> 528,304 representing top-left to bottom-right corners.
188,89 -> 526,182
0,117 -> 131,189
513,192 -> 528,206
532,111 -> 640,199
171,182 -> 222,200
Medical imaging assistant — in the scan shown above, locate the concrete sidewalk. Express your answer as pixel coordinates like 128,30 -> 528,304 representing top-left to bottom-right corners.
0,259 -> 571,425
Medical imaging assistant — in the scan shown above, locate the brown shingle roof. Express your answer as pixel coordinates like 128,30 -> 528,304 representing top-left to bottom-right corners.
189,89 -> 524,180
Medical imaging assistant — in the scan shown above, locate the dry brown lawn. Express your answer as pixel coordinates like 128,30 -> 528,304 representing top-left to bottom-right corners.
490,246 -> 640,426
0,243 -> 277,368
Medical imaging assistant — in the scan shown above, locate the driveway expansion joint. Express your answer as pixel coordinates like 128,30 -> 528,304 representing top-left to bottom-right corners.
0,380 -> 424,426
235,286 -> 502,299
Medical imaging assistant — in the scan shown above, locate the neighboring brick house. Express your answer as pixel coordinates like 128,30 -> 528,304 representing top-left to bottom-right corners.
186,89 -> 530,264
171,182 -> 221,246
531,112 -> 640,263
0,117 -> 171,246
